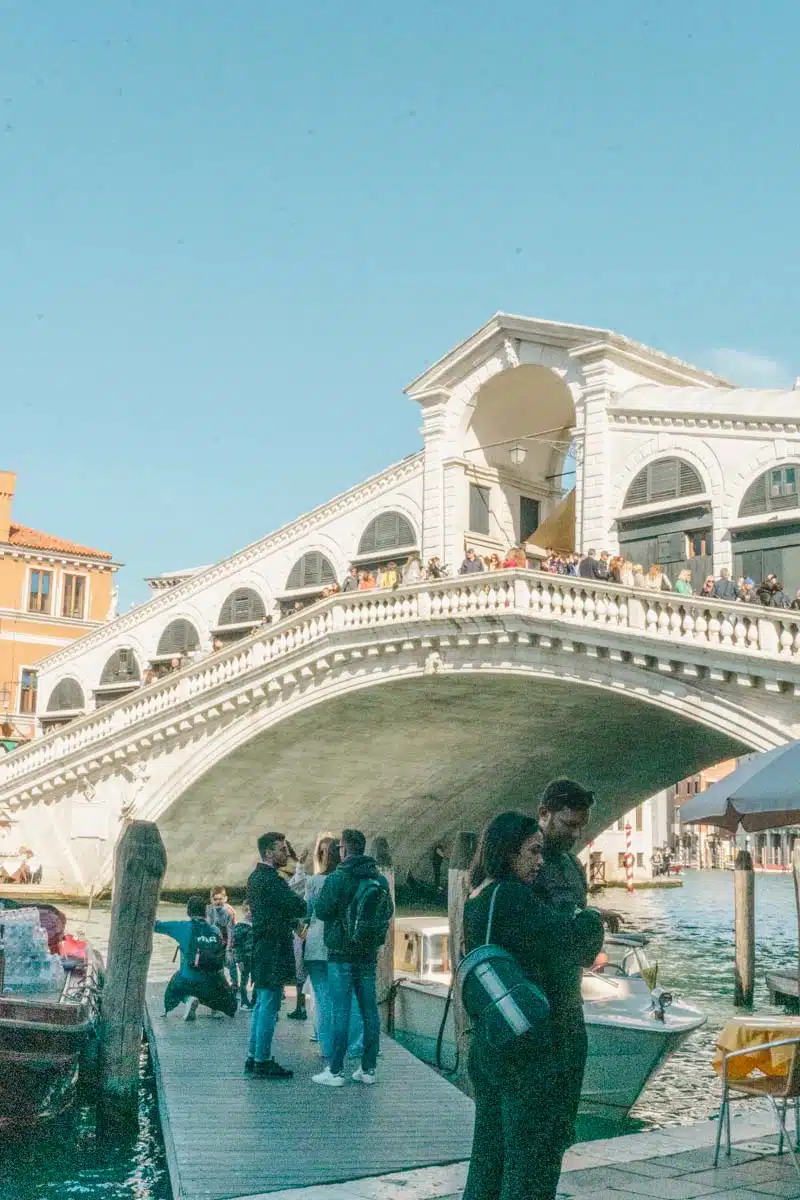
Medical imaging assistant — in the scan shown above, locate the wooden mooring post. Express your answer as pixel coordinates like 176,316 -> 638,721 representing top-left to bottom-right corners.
448,831 -> 476,1094
100,820 -> 167,1130
370,836 -> 395,1033
734,848 -> 755,1007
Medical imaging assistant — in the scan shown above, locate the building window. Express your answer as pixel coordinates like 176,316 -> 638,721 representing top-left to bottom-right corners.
62,574 -> 86,619
20,669 -> 38,714
636,852 -> 645,868
520,497 -> 540,545
617,852 -> 626,869
623,458 -> 704,508
28,569 -> 52,614
286,552 -> 337,591
217,588 -> 267,627
358,512 -> 416,556
635,805 -> 643,832
687,530 -> 712,558
469,485 -> 491,536
156,619 -> 200,656
740,464 -> 800,517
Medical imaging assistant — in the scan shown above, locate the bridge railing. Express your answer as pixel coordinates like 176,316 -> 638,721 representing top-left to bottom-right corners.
1,570 -> 798,787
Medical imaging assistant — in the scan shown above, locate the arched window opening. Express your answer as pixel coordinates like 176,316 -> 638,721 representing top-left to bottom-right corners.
156,619 -> 200,658
46,678 -> 85,713
212,587 -> 269,644
357,512 -> 416,557
286,552 -> 337,591
623,458 -> 704,509
739,465 -> 800,518
95,648 -> 141,706
217,588 -> 267,627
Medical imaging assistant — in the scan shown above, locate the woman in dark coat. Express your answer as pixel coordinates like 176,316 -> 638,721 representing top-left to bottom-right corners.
462,812 -> 604,1200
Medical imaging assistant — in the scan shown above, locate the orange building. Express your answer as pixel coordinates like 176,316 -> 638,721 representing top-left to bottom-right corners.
0,471 -> 120,745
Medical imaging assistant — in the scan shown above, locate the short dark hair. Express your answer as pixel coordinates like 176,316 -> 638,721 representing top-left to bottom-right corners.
469,811 -> 540,889
257,831 -> 285,859
540,778 -> 595,813
187,895 -> 206,918
341,828 -> 366,857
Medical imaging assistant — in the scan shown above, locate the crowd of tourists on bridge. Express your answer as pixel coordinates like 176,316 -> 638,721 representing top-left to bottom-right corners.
153,780 -> 609,1199
542,549 -> 800,609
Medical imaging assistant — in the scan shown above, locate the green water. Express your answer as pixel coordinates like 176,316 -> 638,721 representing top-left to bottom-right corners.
0,872 -> 795,1197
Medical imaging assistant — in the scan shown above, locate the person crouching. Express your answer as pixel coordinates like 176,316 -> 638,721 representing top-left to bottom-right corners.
154,895 -> 238,1021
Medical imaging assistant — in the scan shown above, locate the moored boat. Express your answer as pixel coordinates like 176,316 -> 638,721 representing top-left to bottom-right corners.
391,918 -> 706,1121
0,901 -> 101,1133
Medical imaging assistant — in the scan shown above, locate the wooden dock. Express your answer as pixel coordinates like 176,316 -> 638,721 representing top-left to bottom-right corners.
144,984 -> 474,1200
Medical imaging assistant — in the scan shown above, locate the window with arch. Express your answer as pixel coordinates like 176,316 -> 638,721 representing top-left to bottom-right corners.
217,588 -> 267,626
623,458 -> 704,508
739,464 -> 800,518
285,552 -> 337,591
357,512 -> 416,556
156,619 -> 200,656
46,678 -> 85,712
99,648 -> 141,686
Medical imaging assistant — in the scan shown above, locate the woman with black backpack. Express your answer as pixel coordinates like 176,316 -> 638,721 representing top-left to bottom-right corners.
461,812 -> 603,1200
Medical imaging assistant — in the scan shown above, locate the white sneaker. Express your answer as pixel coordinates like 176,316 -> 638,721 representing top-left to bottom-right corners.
312,1067 -> 346,1087
352,1067 -> 377,1085
183,998 -> 199,1022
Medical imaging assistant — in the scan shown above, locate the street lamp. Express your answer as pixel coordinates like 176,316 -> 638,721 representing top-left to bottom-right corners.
508,443 -> 527,467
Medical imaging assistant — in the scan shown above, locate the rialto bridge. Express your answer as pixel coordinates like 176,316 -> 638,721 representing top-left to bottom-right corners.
4,312 -> 800,893
2,572 -> 800,893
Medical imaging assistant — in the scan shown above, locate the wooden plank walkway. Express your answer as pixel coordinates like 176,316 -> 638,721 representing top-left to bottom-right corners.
144,984 -> 474,1200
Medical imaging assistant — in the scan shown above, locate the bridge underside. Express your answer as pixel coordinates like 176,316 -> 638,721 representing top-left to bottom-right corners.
157,675 -> 746,888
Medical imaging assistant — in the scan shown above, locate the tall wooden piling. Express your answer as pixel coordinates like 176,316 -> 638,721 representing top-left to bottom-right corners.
448,831 -> 476,1094
793,841 -> 800,992
734,848 -> 755,1007
100,820 -> 167,1129
370,836 -> 395,1032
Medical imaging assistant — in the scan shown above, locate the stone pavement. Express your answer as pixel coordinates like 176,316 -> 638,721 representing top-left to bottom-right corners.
245,1107 -> 800,1200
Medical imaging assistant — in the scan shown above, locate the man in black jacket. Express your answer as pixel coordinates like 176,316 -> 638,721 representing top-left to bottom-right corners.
244,831 -> 306,1078
578,549 -> 604,580
312,828 -> 393,1087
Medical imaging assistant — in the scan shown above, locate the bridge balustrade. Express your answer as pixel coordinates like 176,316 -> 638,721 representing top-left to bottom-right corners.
1,569 -> 798,789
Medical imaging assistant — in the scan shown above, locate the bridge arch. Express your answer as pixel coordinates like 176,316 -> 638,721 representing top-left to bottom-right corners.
132,648 -> 775,889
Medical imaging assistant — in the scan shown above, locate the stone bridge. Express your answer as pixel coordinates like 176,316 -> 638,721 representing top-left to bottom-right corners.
3,571 -> 800,894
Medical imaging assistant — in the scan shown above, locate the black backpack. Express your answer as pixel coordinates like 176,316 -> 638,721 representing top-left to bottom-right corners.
344,878 -> 393,954
187,920 -> 226,974
232,922 -> 253,956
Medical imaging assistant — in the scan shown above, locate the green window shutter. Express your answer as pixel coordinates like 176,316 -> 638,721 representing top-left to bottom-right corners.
624,469 -> 649,508
469,485 -> 490,535
47,678 -> 85,712
157,619 -> 201,656
358,512 -> 416,555
286,553 -> 337,590
218,588 -> 267,625
100,649 -> 141,685
678,461 -> 703,497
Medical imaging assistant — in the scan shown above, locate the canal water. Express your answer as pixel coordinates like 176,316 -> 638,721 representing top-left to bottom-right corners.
0,869 -> 795,1199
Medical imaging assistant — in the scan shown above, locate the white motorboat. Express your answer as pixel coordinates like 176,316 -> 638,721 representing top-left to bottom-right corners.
392,919 -> 706,1121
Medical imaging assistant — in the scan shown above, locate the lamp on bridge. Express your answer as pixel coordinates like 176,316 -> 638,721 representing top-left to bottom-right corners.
508,443 -> 527,467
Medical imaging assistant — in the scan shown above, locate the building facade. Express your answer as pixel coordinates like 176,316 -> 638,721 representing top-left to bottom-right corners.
0,472 -> 119,745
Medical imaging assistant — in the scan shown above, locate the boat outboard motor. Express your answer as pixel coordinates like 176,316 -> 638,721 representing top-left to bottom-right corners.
455,884 -> 550,1057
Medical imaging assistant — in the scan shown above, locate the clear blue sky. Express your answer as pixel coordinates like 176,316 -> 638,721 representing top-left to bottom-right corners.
1,0 -> 797,607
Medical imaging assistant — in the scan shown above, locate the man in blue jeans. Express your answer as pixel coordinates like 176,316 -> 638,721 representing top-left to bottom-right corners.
245,832 -> 306,1079
312,828 -> 393,1087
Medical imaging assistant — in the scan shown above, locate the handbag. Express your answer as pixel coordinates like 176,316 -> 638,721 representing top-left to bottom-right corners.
455,882 -> 550,1056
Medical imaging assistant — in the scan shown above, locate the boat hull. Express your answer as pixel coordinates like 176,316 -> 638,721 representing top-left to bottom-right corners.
392,979 -> 703,1121
0,996 -> 93,1132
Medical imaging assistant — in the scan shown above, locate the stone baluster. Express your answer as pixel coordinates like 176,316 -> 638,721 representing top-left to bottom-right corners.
669,607 -> 682,637
562,588 -> 574,619
644,601 -> 658,637
707,611 -> 721,644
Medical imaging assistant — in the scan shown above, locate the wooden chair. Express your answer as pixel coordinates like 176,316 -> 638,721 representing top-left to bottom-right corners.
715,1036 -> 800,1177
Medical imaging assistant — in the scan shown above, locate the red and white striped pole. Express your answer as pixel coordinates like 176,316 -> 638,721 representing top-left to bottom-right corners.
624,823 -> 634,895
